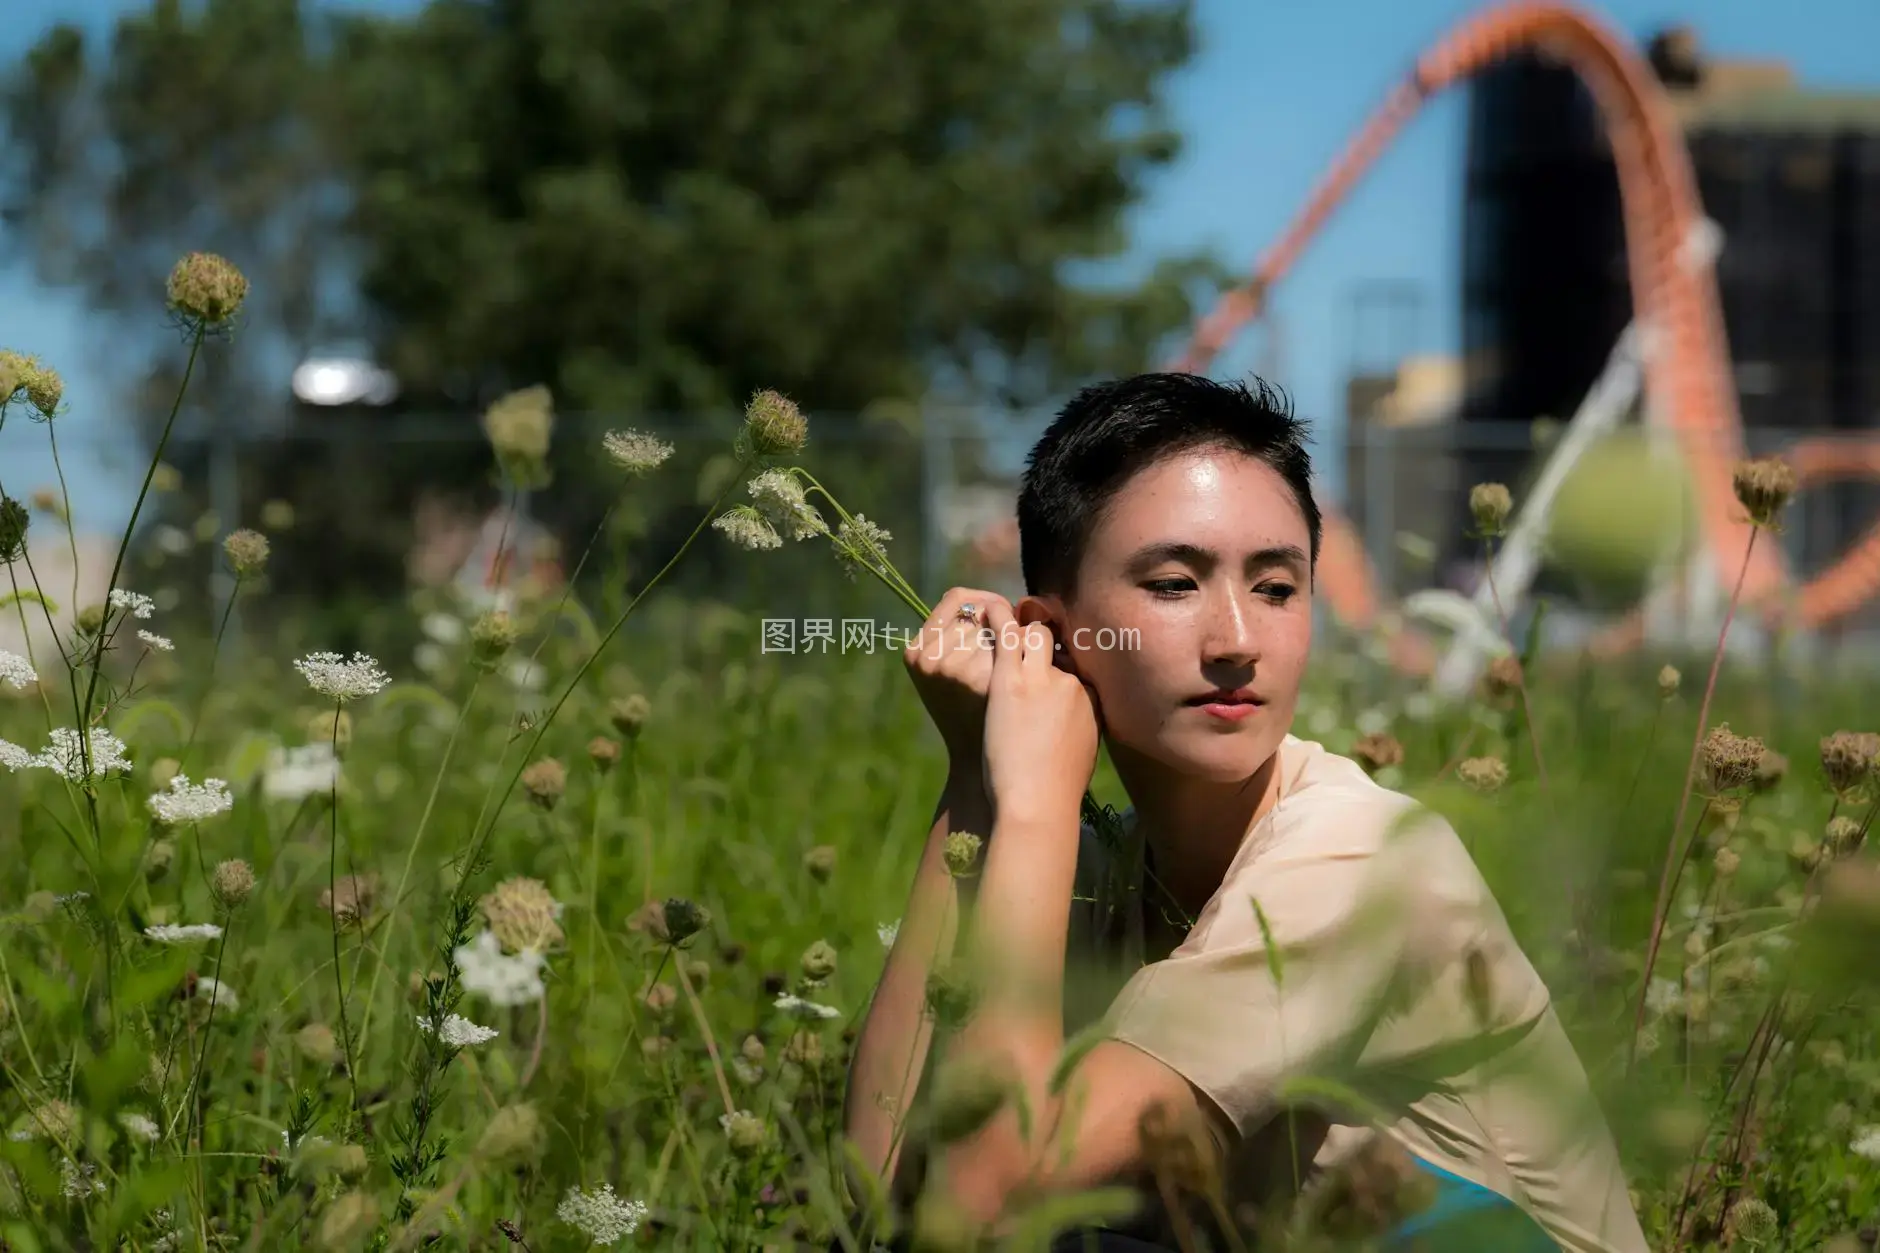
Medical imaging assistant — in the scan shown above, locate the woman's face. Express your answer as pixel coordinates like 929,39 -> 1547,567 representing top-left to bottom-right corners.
1040,446 -> 1314,783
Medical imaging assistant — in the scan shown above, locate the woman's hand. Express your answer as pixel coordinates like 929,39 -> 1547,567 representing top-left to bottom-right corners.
903,587 -> 1015,774
982,609 -> 1099,827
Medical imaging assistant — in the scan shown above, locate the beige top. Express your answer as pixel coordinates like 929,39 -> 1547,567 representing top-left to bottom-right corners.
1067,734 -> 1648,1253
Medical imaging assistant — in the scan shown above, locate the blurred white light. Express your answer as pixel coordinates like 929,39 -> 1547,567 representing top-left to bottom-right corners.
292,358 -> 399,407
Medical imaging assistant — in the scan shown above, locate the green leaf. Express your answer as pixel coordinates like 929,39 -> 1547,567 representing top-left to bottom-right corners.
1250,894 -> 1284,989
1047,1019 -> 1111,1097
998,1186 -> 1143,1253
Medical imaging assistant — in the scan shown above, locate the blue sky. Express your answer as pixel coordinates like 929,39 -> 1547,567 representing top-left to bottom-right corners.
3,0 -> 1877,533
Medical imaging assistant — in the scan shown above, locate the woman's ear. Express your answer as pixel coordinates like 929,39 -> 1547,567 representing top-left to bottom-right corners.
1015,594 -> 1064,630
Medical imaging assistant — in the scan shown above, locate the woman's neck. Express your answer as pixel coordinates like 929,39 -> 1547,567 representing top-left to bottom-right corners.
1112,743 -> 1287,920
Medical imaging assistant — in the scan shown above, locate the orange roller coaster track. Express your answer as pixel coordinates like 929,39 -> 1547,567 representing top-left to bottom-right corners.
1168,0 -> 1880,659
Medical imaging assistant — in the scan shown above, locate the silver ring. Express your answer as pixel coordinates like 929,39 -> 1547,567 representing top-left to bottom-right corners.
955,602 -> 981,623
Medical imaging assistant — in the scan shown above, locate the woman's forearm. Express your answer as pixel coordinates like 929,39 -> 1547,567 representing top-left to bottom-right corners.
843,769 -> 993,1186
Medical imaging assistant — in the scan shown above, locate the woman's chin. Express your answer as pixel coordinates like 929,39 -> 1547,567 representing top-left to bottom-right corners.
1144,732 -> 1273,783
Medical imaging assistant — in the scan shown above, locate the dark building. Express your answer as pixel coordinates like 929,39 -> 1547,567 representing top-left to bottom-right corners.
1453,27 -> 1880,582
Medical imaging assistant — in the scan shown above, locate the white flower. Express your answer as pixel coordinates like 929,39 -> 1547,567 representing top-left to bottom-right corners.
877,920 -> 899,948
136,630 -> 174,652
0,649 -> 35,689
108,589 -> 155,620
453,929 -> 547,1007
193,977 -> 238,1012
558,1182 -> 650,1244
0,739 -> 35,771
505,657 -> 546,692
147,775 -> 233,825
119,1112 -> 160,1142
34,726 -> 131,780
263,742 -> 339,801
747,470 -> 827,541
293,651 -> 391,702
712,505 -> 782,552
144,923 -> 224,943
832,514 -> 891,580
602,429 -> 676,476
1853,1126 -> 1880,1161
774,993 -> 842,1021
60,1158 -> 104,1199
417,1013 -> 499,1047
1644,977 -> 1683,1017
420,612 -> 464,644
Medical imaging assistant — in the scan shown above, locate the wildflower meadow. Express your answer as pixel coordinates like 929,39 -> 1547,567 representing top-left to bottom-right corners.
2,254 -> 1879,1252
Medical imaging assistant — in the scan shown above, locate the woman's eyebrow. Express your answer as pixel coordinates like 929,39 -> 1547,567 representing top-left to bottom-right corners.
1122,541 -> 1308,574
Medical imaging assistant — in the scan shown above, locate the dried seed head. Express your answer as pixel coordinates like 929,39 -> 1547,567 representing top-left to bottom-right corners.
75,603 -> 106,636
800,939 -> 838,982
480,877 -> 564,953
0,350 -> 27,404
1458,756 -> 1509,795
1701,724 -> 1766,794
211,859 -> 256,907
1789,834 -> 1824,875
476,1103 -> 545,1164
1825,815 -> 1865,859
166,252 -> 248,328
1657,664 -> 1682,699
626,899 -> 669,941
721,1109 -> 770,1155
942,831 -> 984,878
222,528 -> 269,578
586,735 -> 619,772
1752,749 -> 1788,794
661,897 -> 709,945
741,1034 -> 766,1063
1469,482 -> 1513,537
1725,1197 -> 1779,1248
469,610 -> 518,669
1713,846 -> 1741,878
295,1023 -> 340,1066
927,1054 -> 1013,1145
1482,654 -> 1523,700
481,385 -> 554,487
609,693 -> 652,738
924,966 -> 978,1032
641,982 -> 677,1017
802,844 -> 837,882
1732,457 -> 1796,530
783,1029 -> 823,1067
0,495 -> 26,563
520,758 -> 566,810
1820,731 -> 1877,795
742,389 -> 808,459
319,873 -> 379,927
1351,732 -> 1404,775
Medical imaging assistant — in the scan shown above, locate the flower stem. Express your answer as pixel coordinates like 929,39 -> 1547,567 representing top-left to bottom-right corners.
326,702 -> 363,1122
1629,527 -> 1759,1072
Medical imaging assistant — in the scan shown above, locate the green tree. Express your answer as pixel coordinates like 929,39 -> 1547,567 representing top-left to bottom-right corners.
0,0 -> 1224,616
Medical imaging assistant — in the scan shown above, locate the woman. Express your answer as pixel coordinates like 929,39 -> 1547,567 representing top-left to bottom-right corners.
842,373 -> 1646,1253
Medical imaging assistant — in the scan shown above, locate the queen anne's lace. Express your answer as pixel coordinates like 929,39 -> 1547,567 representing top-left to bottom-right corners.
148,776 -> 233,825
293,652 -> 391,702
557,1183 -> 649,1244
416,1013 -> 499,1047
0,649 -> 35,689
34,727 -> 132,780
108,589 -> 155,620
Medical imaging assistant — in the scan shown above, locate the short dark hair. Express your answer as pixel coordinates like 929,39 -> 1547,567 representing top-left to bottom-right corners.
1016,372 -> 1320,597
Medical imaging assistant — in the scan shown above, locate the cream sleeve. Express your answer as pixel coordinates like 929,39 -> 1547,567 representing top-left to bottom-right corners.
1101,797 -> 1463,1137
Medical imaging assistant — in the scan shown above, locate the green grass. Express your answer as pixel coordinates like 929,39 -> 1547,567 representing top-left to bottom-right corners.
1,259 -> 1879,1252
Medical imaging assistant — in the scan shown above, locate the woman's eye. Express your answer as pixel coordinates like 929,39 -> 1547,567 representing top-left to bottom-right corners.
1144,578 -> 1194,598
